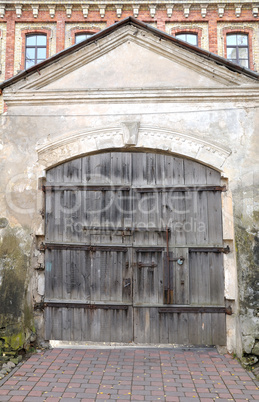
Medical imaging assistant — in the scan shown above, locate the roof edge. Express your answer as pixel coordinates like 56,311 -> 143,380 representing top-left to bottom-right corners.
0,16 -> 258,90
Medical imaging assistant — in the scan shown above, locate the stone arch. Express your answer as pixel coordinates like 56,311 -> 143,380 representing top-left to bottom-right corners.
37,124 -> 231,172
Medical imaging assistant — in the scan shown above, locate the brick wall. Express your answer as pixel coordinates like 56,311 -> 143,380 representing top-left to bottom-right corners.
1,2 -> 259,81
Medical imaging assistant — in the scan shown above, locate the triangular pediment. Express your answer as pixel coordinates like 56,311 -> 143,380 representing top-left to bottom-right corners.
1,17 -> 258,95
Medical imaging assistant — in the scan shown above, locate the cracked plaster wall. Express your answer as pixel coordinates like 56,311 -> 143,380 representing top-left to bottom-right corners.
0,98 -> 258,355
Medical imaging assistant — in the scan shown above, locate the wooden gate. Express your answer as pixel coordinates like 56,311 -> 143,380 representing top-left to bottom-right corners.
44,152 -> 227,345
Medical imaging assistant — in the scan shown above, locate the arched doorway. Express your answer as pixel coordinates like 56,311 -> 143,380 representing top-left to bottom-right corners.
44,151 -> 227,345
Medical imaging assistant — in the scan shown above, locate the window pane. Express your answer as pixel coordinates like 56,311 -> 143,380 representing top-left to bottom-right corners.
37,47 -> 46,59
36,35 -> 47,46
176,33 -> 197,46
227,35 -> 237,46
26,48 -> 35,60
175,34 -> 186,41
227,48 -> 236,58
186,34 -> 197,45
26,36 -> 36,46
238,48 -> 248,59
75,34 -> 92,44
237,34 -> 248,46
239,59 -> 249,68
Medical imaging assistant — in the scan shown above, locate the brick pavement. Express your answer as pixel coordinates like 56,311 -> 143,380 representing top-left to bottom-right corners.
0,347 -> 258,401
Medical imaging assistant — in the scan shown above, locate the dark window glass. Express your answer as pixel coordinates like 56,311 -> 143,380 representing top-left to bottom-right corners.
226,34 -> 249,68
25,34 -> 47,69
175,33 -> 198,46
75,33 -> 93,44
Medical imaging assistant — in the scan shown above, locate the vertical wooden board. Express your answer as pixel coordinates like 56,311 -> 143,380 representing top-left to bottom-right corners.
159,313 -> 169,344
110,152 -> 131,185
188,313 -> 199,345
211,313 -> 226,345
178,313 -> 189,344
196,191 -> 209,245
99,310 -> 111,342
155,154 -> 165,185
45,249 -> 53,299
185,192 -> 198,246
100,251 -> 109,301
200,313 -> 212,345
45,189 -> 54,242
184,159 -> 207,185
63,158 -> 82,183
163,156 -> 184,185
189,252 -> 199,305
62,308 -> 72,341
209,253 -> 224,305
44,307 -> 52,340
122,307 -> 133,343
91,251 -> 101,302
172,248 -> 189,305
132,152 -> 146,186
53,250 -> 63,300
133,308 -> 146,343
168,313 -> 179,344
207,191 -> 223,245
72,308 -> 82,341
206,167 -> 221,185
122,251 -> 132,303
84,251 -> 91,302
90,309 -> 101,341
146,153 -> 156,185
82,308 -> 92,340
52,308 -> 62,340
169,192 -> 186,246
149,308 -> 159,343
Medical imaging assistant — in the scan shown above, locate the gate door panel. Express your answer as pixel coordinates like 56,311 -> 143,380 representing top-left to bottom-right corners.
45,151 -> 227,345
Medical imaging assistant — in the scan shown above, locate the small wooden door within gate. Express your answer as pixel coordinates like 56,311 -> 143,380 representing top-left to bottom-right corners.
44,152 -> 227,345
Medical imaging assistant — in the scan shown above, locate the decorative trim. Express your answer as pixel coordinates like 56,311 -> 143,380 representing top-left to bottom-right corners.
15,4 -> 22,18
148,4 -> 156,18
252,4 -> 259,17
99,4 -> 106,18
132,4 -> 140,17
218,3 -> 226,18
32,4 -> 39,18
183,4 -> 190,18
65,5 -> 73,18
115,4 -> 123,17
166,4 -> 174,18
48,5 -> 56,18
235,3 -> 243,17
200,3 -> 208,18
81,4 -> 89,18
36,124 -> 231,171
121,121 -> 140,145
0,4 -> 5,18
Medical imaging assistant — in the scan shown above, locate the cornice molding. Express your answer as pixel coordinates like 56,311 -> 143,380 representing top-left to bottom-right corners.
4,87 -> 259,106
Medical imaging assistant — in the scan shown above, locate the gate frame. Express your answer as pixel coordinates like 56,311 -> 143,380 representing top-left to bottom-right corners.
35,123 -> 241,355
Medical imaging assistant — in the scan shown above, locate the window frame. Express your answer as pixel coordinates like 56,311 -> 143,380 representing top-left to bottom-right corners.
25,33 -> 47,69
222,28 -> 254,70
20,29 -> 51,71
74,32 -> 94,44
171,28 -> 202,48
226,33 -> 249,68
175,32 -> 198,46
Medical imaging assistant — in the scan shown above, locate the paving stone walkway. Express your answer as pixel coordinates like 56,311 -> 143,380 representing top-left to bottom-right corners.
0,347 -> 258,402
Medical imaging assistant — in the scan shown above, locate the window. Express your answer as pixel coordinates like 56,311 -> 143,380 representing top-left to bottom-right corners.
175,33 -> 198,46
25,34 -> 47,69
75,33 -> 93,44
226,34 -> 249,68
